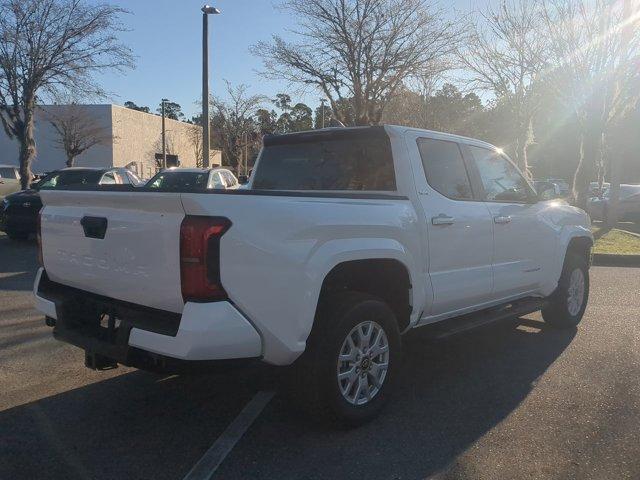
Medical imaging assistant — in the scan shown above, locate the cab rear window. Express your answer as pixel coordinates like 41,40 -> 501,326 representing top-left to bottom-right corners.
252,130 -> 395,191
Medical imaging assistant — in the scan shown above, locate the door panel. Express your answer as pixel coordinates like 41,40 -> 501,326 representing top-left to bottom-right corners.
466,145 -> 557,298
485,202 -> 556,296
407,134 -> 494,317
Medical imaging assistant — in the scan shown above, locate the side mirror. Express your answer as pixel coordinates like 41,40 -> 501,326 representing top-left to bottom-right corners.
238,175 -> 248,185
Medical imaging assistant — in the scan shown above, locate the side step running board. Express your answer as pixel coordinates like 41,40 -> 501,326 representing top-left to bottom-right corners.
427,298 -> 547,340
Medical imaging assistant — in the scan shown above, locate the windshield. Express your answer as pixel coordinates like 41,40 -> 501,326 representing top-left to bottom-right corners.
38,170 -> 104,189
146,171 -> 209,191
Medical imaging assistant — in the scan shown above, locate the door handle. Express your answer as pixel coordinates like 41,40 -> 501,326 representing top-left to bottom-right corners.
432,214 -> 455,226
81,216 -> 108,239
494,215 -> 512,224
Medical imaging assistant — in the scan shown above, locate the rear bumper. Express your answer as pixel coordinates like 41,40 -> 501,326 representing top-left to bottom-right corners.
33,268 -> 262,367
128,302 -> 262,361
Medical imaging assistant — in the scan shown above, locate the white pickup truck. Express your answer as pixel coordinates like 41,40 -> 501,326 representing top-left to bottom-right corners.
34,126 -> 593,423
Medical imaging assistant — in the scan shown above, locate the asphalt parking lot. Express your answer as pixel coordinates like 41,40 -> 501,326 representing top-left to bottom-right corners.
1,232 -> 639,480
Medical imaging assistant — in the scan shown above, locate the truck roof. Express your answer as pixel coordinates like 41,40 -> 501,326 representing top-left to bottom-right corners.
264,125 -> 499,151
160,167 -> 231,174
60,167 -> 111,171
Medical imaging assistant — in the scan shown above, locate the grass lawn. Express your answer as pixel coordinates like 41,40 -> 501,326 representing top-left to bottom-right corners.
592,228 -> 640,255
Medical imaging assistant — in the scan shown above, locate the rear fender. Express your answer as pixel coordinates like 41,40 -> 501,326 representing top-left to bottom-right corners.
304,237 -> 423,331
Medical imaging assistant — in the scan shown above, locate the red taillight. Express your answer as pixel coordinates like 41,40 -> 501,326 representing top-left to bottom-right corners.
37,209 -> 43,267
180,216 -> 231,302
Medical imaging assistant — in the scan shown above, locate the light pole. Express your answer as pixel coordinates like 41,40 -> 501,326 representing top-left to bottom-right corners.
161,98 -> 168,169
202,5 -> 221,168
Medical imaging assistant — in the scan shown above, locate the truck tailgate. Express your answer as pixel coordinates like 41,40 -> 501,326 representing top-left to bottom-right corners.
39,190 -> 186,313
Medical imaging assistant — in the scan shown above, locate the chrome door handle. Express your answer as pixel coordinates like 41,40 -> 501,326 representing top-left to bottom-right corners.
432,214 -> 455,226
494,215 -> 512,224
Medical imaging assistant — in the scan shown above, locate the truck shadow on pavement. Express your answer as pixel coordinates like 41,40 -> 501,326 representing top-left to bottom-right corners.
0,316 -> 575,480
215,317 -> 577,480
0,364 -> 267,480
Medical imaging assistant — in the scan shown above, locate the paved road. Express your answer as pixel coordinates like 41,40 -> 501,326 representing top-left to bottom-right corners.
1,233 -> 638,479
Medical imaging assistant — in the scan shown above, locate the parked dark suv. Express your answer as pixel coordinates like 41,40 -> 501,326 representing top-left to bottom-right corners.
0,167 -> 142,240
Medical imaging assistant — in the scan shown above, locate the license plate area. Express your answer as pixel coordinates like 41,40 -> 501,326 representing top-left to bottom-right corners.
58,300 -> 132,347
39,272 -> 182,340
95,307 -> 125,344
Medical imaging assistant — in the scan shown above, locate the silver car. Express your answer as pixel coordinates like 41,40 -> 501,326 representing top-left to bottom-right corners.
588,184 -> 640,224
0,165 -> 21,200
145,168 -> 240,191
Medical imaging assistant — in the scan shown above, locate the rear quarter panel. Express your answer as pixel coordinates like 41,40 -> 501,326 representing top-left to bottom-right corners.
181,193 -> 422,365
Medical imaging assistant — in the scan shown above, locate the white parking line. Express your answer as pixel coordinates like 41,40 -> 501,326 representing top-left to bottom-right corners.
183,390 -> 275,480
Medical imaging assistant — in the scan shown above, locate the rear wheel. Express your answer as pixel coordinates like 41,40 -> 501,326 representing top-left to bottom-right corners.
542,253 -> 589,328
292,292 -> 401,425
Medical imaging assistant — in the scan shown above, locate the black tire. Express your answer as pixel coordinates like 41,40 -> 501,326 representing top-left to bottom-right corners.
542,252 -> 589,329
290,291 -> 401,426
6,230 -> 28,241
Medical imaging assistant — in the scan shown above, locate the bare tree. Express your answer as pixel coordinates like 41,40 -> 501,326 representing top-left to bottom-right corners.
253,0 -> 466,126
45,104 -> 113,167
541,0 -> 640,210
0,0 -> 133,188
458,0 -> 548,176
210,81 -> 264,169
187,124 -> 204,168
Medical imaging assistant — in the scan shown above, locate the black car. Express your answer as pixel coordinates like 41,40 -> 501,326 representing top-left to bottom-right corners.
0,167 -> 142,240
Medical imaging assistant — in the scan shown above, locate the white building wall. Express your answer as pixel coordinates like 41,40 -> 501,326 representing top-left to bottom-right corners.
111,104 -> 218,179
0,104 -> 221,179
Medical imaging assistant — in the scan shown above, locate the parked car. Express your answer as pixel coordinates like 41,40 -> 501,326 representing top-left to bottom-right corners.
34,126 -> 593,424
0,165 -> 22,200
588,184 -> 640,223
545,178 -> 571,197
145,167 -> 239,191
588,181 -> 610,197
533,180 -> 563,200
1,167 -> 138,240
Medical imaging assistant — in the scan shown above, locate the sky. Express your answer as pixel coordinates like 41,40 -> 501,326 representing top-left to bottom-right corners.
95,0 -> 477,119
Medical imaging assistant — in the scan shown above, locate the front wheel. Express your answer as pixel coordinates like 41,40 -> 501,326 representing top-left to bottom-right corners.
542,253 -> 589,328
293,292 -> 401,425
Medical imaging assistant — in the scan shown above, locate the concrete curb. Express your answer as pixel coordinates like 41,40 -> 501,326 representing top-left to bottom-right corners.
592,253 -> 640,267
617,228 -> 640,239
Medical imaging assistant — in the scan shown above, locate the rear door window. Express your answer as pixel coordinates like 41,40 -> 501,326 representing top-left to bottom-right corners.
417,138 -> 474,200
100,172 -> 116,185
211,173 -> 224,189
252,135 -> 395,191
224,172 -> 237,187
221,172 -> 232,187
